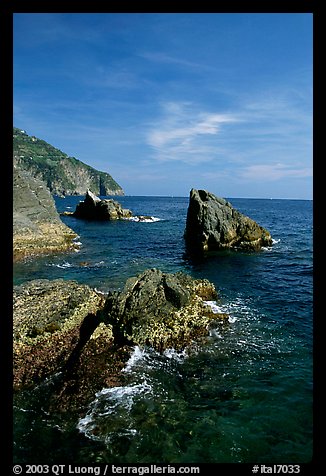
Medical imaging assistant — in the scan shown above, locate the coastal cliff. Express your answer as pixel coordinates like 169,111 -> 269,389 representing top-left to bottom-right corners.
13,166 -> 78,261
13,127 -> 124,197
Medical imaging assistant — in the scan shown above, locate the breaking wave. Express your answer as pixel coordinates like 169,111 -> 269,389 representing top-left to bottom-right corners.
124,216 -> 161,223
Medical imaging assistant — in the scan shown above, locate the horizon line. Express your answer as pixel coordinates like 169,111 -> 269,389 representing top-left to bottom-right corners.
57,194 -> 313,201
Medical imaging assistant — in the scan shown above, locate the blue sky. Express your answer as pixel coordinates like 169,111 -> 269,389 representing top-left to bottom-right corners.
13,13 -> 313,199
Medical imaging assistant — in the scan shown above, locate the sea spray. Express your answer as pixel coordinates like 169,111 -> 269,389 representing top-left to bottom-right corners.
122,346 -> 146,373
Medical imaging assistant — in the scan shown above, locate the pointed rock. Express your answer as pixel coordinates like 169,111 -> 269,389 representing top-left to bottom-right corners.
73,190 -> 132,220
184,188 -> 273,253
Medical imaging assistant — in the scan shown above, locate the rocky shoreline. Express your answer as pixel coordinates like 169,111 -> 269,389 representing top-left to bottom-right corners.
13,270 -> 228,412
13,181 -> 273,414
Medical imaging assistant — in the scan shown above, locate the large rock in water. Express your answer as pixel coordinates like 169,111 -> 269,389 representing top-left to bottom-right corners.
184,188 -> 273,253
103,268 -> 227,351
72,189 -> 132,220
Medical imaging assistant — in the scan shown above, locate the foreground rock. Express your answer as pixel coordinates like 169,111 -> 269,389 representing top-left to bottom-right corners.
13,279 -> 130,410
68,189 -> 132,220
103,268 -> 228,351
184,188 -> 273,253
13,279 -> 106,390
13,270 -> 227,411
13,166 -> 78,261
13,279 -> 130,411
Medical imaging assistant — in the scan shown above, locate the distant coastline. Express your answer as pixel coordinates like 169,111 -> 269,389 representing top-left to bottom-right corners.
13,127 -> 124,197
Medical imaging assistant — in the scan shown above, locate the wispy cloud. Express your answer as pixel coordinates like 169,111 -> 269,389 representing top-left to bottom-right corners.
239,163 -> 312,181
139,51 -> 217,72
147,102 -> 239,164
144,87 -> 312,195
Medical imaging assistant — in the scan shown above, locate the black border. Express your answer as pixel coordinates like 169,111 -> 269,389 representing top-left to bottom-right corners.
4,1 -> 319,474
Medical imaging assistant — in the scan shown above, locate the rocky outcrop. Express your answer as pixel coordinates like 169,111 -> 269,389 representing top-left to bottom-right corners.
103,268 -> 228,352
13,270 -> 227,410
184,189 -> 273,253
69,189 -> 132,220
13,166 -> 78,261
13,279 -> 106,390
13,127 -> 124,196
13,279 -> 130,410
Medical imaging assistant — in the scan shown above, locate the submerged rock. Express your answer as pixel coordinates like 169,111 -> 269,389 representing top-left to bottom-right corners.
70,189 -> 132,220
184,188 -> 273,253
103,268 -> 227,351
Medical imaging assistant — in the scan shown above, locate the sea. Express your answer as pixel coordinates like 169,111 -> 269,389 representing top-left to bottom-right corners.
13,196 -> 313,464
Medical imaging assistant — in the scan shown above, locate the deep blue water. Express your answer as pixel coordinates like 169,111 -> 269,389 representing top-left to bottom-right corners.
13,196 -> 313,464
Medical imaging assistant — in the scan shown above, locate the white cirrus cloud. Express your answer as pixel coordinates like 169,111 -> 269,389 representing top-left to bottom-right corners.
139,51 -> 219,72
240,163 -> 312,181
147,102 -> 239,164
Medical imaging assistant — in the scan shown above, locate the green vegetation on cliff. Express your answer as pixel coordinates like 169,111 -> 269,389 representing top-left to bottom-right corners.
13,127 -> 124,196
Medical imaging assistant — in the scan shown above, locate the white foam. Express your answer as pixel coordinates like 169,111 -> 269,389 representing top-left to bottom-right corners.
77,380 -> 153,438
97,381 -> 152,404
94,260 -> 105,266
123,344 -> 189,375
204,300 -> 226,314
94,288 -> 107,296
124,216 -> 161,223
262,238 -> 280,251
47,261 -> 73,269
163,347 -> 188,362
77,413 -> 93,432
122,346 -> 146,373
204,300 -> 238,323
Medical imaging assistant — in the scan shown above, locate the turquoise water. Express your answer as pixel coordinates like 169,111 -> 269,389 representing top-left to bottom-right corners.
13,196 -> 313,463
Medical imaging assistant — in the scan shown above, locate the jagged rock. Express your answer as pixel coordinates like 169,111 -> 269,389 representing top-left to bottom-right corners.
72,189 -> 132,220
13,270 -> 227,411
184,188 -> 273,253
13,166 -> 78,261
13,279 -> 130,411
13,279 -> 106,391
103,268 -> 227,351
